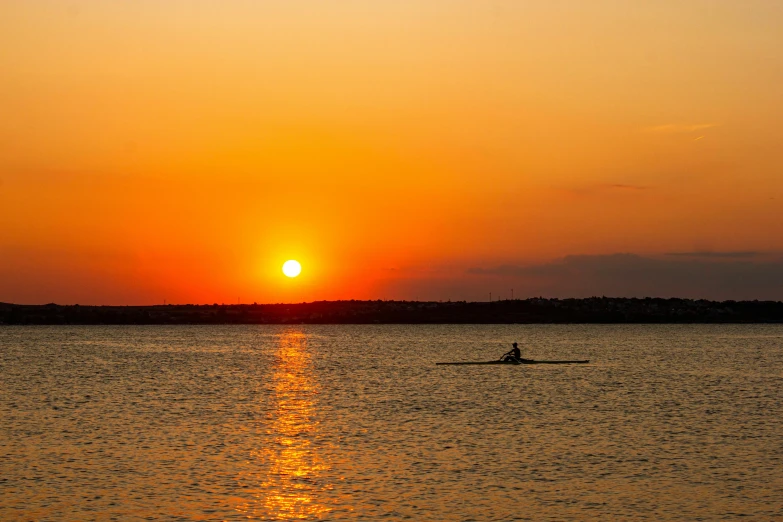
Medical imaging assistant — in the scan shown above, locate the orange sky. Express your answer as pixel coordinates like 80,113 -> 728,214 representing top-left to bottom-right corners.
2,1 -> 783,304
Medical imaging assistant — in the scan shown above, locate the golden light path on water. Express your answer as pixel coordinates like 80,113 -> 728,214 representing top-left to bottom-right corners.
236,330 -> 333,520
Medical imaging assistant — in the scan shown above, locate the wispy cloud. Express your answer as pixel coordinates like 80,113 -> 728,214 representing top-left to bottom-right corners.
606,184 -> 648,190
644,123 -> 719,134
563,183 -> 650,196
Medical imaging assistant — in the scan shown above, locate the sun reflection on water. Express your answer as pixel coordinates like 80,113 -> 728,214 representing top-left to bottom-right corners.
236,330 -> 332,520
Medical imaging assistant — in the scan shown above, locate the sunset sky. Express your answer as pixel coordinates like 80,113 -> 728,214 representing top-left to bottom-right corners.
2,1 -> 783,304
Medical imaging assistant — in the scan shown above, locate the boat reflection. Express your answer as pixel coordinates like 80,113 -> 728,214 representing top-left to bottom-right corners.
238,330 -> 331,520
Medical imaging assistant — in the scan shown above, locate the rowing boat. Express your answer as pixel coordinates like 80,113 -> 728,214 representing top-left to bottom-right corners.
436,359 -> 589,365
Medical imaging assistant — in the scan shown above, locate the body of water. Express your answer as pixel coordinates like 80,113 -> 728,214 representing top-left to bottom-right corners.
1,325 -> 782,520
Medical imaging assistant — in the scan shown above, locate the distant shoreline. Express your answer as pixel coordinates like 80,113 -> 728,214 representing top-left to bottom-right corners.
2,298 -> 783,325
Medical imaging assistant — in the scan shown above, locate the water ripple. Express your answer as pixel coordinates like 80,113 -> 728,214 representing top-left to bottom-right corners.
1,324 -> 782,520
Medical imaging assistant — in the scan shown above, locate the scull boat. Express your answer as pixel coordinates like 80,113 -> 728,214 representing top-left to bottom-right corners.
436,359 -> 589,365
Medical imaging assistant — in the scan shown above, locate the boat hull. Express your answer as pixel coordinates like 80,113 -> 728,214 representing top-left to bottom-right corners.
436,359 -> 589,365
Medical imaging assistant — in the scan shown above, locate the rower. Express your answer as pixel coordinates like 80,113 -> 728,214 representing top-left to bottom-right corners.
501,342 -> 522,362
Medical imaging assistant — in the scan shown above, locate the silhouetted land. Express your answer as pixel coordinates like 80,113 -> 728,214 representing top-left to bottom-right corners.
2,298 -> 783,324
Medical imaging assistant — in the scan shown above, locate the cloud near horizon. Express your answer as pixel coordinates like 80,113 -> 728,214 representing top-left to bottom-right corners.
467,253 -> 783,301
665,251 -> 762,259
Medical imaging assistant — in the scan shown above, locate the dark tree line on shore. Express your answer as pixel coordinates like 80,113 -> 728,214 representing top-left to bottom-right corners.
2,297 -> 783,324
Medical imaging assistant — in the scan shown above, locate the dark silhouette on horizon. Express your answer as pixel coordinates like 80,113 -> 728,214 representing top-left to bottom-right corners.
2,297 -> 783,324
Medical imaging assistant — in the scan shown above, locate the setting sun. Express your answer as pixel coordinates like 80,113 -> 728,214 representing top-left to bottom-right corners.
282,260 -> 302,278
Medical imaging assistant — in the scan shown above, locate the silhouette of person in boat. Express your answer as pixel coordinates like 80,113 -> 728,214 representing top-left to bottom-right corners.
501,342 -> 522,362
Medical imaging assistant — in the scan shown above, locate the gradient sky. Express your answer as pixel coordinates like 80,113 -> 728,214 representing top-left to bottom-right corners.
2,1 -> 783,304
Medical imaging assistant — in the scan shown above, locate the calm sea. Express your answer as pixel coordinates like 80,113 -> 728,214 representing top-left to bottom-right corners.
1,325 -> 782,520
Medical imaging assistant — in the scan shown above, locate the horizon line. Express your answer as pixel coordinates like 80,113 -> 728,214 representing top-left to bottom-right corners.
3,296 -> 783,307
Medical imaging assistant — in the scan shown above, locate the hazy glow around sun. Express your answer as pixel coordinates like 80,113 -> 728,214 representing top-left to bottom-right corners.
282,260 -> 302,278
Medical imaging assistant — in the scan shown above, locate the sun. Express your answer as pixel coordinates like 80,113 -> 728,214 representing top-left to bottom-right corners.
282,260 -> 302,278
